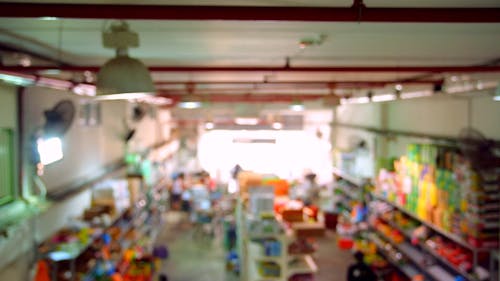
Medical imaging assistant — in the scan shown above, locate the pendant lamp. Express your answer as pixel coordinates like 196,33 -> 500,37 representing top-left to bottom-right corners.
96,21 -> 155,100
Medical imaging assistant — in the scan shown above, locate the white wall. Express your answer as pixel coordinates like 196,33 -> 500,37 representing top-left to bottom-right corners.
333,93 -> 500,167
0,82 -> 17,128
471,96 -> 500,140
22,87 -> 128,191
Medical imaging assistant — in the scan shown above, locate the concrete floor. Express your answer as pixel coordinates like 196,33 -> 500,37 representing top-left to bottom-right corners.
155,211 -> 353,281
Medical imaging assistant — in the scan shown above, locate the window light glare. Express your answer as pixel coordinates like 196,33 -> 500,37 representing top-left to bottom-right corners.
37,137 -> 63,165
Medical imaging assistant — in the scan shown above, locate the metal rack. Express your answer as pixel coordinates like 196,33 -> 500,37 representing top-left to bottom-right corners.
372,195 -> 494,281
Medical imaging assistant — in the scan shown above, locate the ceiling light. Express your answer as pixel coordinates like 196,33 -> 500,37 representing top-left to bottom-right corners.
400,90 -> 433,99
205,122 -> 215,130
372,94 -> 396,102
272,122 -> 283,130
178,94 -> 203,109
96,21 -> 155,100
0,72 -> 35,86
235,117 -> 259,126
290,101 -> 305,111
178,101 -> 202,109
340,96 -> 370,105
475,81 -> 484,90
39,17 -> 59,21
494,83 -> 500,101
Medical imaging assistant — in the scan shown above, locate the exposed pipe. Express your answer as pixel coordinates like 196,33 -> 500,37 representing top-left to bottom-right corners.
0,28 -> 81,66
0,43 -> 64,67
3,65 -> 500,73
0,3 -> 499,23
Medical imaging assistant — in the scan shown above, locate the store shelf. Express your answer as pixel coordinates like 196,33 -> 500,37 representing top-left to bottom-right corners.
45,210 -> 128,262
335,185 -> 360,201
372,226 -> 458,281
332,167 -> 366,187
249,233 -> 285,240
426,265 -> 456,281
367,233 -> 425,280
375,211 -> 490,281
421,243 -> 486,281
373,194 -> 488,251
287,255 -> 318,277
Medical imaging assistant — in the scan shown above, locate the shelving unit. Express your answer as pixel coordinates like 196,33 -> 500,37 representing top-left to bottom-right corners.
246,233 -> 318,281
332,167 -> 366,187
331,167 -> 367,220
378,210 -> 480,281
369,224 -> 456,281
237,199 -> 319,281
331,163 -> 496,281
40,177 -> 167,281
367,232 -> 425,280
374,195 -> 482,252
371,197 -> 492,281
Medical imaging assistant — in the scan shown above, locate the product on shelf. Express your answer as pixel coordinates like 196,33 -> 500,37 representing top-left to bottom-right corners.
263,240 -> 282,257
425,236 -> 473,273
257,261 -> 281,277
375,143 -> 499,249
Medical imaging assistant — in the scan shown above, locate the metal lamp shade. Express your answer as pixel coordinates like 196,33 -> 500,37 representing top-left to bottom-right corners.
96,55 -> 155,98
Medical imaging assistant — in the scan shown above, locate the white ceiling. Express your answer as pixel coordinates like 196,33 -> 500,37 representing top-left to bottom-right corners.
0,1 -> 499,102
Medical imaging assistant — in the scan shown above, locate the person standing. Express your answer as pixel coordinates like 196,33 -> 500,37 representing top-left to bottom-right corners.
171,172 -> 185,210
347,251 -> 377,281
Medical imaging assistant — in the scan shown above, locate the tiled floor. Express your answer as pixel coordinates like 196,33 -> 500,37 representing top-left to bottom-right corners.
156,211 -> 353,281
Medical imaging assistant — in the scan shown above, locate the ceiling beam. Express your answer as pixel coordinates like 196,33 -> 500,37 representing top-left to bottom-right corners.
0,3 -> 499,23
162,93 -> 327,103
155,80 -> 442,87
2,65 -> 500,73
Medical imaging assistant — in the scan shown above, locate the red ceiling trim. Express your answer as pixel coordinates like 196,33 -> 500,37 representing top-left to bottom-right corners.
155,80 -> 441,86
161,93 -> 327,103
0,3 -> 499,23
2,65 -> 500,73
